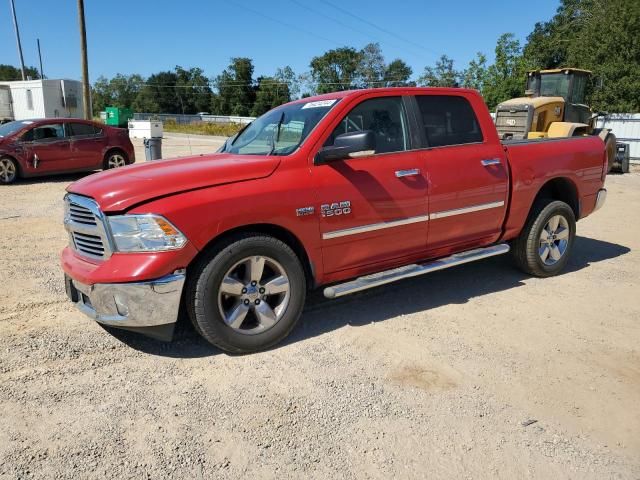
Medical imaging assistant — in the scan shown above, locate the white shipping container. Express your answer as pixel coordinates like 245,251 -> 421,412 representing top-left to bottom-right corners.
128,120 -> 163,139
0,79 -> 84,120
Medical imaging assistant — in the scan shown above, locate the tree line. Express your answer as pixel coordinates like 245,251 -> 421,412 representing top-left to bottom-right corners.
1,0 -> 637,115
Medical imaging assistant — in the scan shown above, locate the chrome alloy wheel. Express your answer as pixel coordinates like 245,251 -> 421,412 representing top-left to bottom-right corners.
107,154 -> 126,168
0,158 -> 17,184
217,255 -> 291,335
539,214 -> 570,265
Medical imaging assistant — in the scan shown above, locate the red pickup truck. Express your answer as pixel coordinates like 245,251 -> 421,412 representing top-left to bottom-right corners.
61,88 -> 608,353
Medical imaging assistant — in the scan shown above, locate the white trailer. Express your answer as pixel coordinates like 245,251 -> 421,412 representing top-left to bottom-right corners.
0,85 -> 13,123
0,79 -> 84,121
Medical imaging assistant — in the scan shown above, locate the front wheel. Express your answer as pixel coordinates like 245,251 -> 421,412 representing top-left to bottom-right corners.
0,157 -> 18,185
186,235 -> 306,353
512,200 -> 576,277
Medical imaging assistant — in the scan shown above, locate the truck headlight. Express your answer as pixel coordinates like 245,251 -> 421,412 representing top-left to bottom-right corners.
107,215 -> 187,252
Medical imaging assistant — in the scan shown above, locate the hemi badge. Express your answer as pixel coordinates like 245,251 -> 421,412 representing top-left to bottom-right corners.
296,206 -> 315,217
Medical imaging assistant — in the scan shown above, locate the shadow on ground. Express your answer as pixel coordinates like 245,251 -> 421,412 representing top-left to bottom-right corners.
108,236 -> 630,358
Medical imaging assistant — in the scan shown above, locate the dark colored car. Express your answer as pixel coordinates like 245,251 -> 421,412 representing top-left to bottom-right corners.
0,118 -> 135,185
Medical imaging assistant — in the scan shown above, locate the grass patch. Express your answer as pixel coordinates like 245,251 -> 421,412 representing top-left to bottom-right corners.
163,120 -> 243,137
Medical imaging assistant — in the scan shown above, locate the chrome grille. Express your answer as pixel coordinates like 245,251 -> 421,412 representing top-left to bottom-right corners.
68,202 -> 97,226
72,231 -> 105,257
64,194 -> 112,260
495,106 -> 532,140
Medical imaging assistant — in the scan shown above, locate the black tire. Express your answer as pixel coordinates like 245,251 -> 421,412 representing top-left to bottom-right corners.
511,200 -> 576,277
103,150 -> 128,170
186,234 -> 306,353
0,156 -> 19,185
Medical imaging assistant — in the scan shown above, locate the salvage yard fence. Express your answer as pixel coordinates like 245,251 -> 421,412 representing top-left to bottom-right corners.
132,113 -> 255,125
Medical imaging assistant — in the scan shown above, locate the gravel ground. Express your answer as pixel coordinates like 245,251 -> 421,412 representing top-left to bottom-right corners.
1,137 -> 639,479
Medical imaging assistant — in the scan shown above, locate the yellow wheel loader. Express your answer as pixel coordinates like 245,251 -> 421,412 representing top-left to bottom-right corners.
495,68 -> 616,170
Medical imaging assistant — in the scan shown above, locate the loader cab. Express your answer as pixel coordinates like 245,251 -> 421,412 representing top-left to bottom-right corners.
526,69 -> 592,125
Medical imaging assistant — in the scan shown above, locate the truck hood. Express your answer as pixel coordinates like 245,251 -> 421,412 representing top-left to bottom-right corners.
68,153 -> 281,212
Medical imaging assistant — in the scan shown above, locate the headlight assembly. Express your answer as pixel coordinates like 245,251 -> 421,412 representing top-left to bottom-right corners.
107,214 -> 187,252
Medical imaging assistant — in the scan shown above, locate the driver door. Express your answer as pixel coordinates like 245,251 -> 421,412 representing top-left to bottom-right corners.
313,95 -> 429,274
20,122 -> 71,174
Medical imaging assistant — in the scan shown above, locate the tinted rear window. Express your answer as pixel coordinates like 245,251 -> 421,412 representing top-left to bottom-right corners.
68,123 -> 101,136
415,95 -> 483,147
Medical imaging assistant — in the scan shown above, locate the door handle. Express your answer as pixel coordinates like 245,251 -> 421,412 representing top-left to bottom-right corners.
481,158 -> 502,166
395,168 -> 421,178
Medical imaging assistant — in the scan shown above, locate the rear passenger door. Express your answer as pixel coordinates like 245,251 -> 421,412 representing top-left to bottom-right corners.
413,94 -> 509,252
68,122 -> 106,169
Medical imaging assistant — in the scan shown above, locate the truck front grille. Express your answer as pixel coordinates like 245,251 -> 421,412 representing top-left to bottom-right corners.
495,107 -> 532,140
68,202 -> 97,226
71,231 -> 105,257
64,194 -> 112,260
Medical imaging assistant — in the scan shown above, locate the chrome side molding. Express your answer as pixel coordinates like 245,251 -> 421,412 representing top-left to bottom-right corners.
323,243 -> 510,298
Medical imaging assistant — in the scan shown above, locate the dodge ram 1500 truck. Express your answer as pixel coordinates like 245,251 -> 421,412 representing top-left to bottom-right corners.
61,87 -> 608,353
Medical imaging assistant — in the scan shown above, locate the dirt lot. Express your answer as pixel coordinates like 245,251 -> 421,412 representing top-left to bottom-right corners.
1,135 -> 639,479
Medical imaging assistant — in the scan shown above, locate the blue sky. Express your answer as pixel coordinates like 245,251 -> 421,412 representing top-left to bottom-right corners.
1,0 -> 560,83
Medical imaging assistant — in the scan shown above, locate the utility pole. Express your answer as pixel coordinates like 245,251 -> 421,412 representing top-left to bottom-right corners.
9,0 -> 26,80
37,38 -> 44,79
77,0 -> 91,119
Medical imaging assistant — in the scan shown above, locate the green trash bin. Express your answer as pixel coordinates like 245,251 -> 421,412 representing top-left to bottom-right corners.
105,107 -> 133,128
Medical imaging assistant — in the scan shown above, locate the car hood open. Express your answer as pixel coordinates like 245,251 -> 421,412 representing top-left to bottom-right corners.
67,153 -> 281,212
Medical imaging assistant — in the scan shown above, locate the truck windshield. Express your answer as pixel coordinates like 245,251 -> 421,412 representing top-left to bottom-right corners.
222,99 -> 340,156
539,73 -> 570,99
0,120 -> 31,138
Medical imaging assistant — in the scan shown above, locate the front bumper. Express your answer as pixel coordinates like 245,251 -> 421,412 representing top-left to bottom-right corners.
65,271 -> 185,328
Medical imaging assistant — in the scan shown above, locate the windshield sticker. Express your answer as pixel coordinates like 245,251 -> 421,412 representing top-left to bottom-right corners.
302,99 -> 337,109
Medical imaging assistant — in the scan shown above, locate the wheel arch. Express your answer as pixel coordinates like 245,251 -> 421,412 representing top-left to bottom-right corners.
530,177 -> 580,220
189,223 -> 316,290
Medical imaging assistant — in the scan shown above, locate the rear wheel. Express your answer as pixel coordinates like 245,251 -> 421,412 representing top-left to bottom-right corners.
186,235 -> 306,353
512,200 -> 576,277
104,151 -> 127,170
0,157 -> 18,185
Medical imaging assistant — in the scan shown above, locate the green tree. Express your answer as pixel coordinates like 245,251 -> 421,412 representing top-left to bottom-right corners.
274,66 -> 300,99
461,52 -> 488,91
358,43 -> 386,88
0,64 -> 40,81
523,0 -> 595,69
252,76 -> 291,116
383,59 -> 414,87
566,0 -> 640,112
418,55 -> 460,87
175,66 -> 213,113
133,71 -> 179,113
92,73 -> 144,113
483,34 -> 529,109
212,58 -> 256,116
310,47 -> 363,93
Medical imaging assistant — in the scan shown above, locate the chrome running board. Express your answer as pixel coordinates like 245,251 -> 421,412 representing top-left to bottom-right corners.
323,243 -> 510,299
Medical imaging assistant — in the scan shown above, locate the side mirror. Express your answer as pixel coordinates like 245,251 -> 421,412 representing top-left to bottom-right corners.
315,130 -> 376,165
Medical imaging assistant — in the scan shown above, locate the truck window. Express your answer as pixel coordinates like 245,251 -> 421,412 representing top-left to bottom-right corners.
415,95 -> 483,148
324,97 -> 408,154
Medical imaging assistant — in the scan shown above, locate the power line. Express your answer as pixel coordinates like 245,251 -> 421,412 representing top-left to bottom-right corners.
287,0 -> 424,59
319,0 -> 442,58
227,0 -> 342,48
